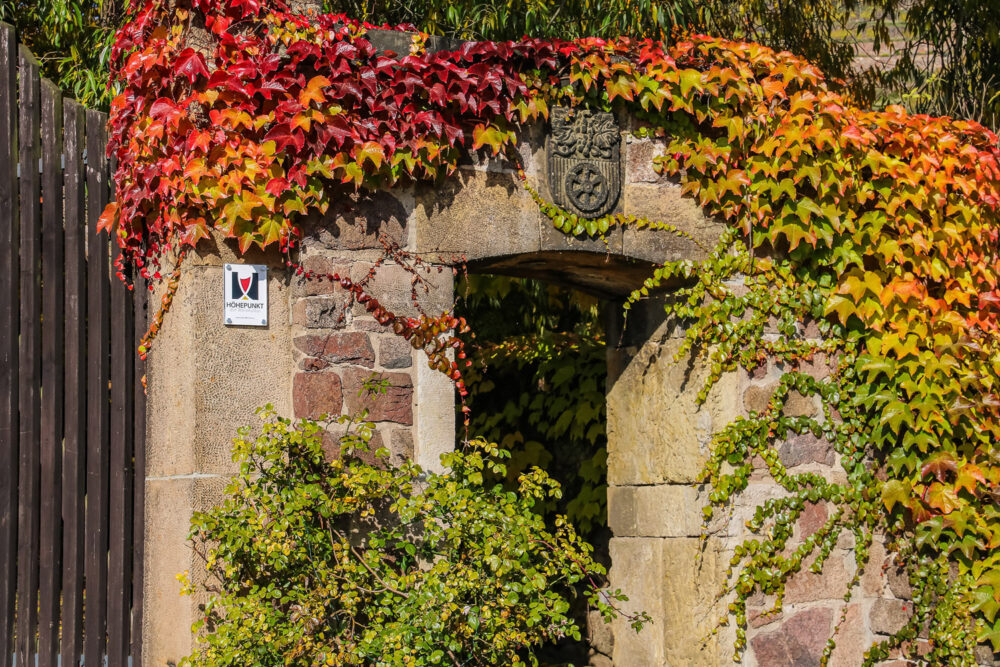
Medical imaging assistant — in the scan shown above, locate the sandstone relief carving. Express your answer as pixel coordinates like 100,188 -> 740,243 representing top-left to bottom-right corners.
547,106 -> 622,218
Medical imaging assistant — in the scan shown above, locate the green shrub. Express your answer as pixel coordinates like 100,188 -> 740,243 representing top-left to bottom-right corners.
179,406 -> 646,667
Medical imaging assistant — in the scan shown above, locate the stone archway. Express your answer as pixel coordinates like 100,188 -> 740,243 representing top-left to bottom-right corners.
142,108 -> 863,666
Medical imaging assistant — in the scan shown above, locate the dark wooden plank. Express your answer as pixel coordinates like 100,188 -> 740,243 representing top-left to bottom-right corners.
84,109 -> 111,667
108,235 -> 134,664
16,45 -> 43,667
131,281 -> 147,667
0,21 -> 18,664
60,97 -> 87,667
37,77 -> 63,667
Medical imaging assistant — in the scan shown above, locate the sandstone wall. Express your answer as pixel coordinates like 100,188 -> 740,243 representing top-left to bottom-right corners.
140,111 -> 934,666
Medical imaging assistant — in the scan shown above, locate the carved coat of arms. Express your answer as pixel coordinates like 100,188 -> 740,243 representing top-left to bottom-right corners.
547,107 -> 621,218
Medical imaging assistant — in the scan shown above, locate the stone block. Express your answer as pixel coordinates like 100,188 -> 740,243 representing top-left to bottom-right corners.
784,551 -> 852,603
349,261 -> 453,318
607,337 -> 742,485
750,607 -> 834,666
291,256 -> 353,297
829,603 -> 872,667
797,500 -> 828,539
379,335 -> 413,369
342,367 -> 414,424
293,294 -> 350,328
886,559 -> 912,600
607,484 -> 706,537
870,598 -> 912,635
294,331 -> 375,368
609,537 -> 725,666
744,381 -> 777,413
779,432 -> 836,468
622,183 -> 724,265
414,169 -> 543,262
414,349 -> 456,472
625,137 -> 669,184
292,371 -> 344,419
861,539 -> 888,597
538,215 -> 624,257
588,609 -> 615,658
298,189 -> 412,251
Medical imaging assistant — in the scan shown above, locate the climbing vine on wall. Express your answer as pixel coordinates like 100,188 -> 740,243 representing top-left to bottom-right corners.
104,0 -> 1000,662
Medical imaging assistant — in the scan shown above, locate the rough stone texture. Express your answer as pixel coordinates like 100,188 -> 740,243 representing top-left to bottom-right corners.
607,334 -> 742,485
829,603 -> 872,667
588,609 -> 615,658
784,552 -> 852,603
744,381 -> 777,413
625,137 -> 669,184
607,484 -> 707,537
622,183 -> 724,264
292,371 -> 344,419
146,264 -> 293,478
299,189 -> 411,251
797,500 -> 828,538
413,169 -> 542,262
609,537 -> 726,665
293,294 -> 349,328
295,331 -> 375,368
749,607 -> 834,666
342,367 -> 414,424
780,432 -> 836,468
870,598 -> 912,635
379,335 -> 413,369
349,261 -> 453,318
886,556 -> 912,600
413,348 -> 456,472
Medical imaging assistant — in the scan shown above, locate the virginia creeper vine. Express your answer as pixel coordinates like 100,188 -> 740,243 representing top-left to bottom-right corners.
103,0 -> 1000,661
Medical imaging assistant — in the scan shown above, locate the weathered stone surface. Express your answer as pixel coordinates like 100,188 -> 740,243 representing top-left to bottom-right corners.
829,604 -> 870,667
861,539 -> 888,597
625,137 -> 668,184
749,607 -> 833,666
609,537 -> 725,665
295,332 -> 375,368
299,189 -> 411,251
886,559 -> 912,600
784,551 -> 852,603
342,367 -> 413,424
146,265 -> 293,478
292,255 -> 353,296
744,381 -> 777,413
413,348 -> 456,472
608,336 -> 742,485
293,295 -> 349,328
379,335 -> 413,369
976,643 -> 1000,665
622,183 -> 724,264
784,390 -> 819,417
607,484 -> 706,537
797,500 -> 828,538
588,609 -> 615,658
779,432 -> 836,468
349,262 -> 453,318
413,169 -> 541,261
292,371 -> 344,419
870,598 -> 912,635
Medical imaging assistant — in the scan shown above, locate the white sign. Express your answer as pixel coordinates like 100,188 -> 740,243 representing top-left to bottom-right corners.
224,264 -> 268,326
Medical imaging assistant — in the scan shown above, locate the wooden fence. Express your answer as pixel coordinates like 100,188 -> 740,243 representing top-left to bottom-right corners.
0,23 -> 146,667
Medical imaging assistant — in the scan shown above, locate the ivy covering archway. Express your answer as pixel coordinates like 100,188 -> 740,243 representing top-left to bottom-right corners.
103,0 -> 1000,662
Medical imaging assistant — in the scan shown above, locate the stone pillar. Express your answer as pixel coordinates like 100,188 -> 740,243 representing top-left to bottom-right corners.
142,191 -> 456,663
142,243 -> 294,665
603,301 -> 741,665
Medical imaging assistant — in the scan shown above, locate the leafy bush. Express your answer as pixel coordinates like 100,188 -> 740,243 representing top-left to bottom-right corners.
180,406 -> 646,667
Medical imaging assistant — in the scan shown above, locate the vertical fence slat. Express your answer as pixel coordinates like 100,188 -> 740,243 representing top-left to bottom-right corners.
108,250 -> 133,663
84,109 -> 111,667
61,97 -> 87,667
16,45 -> 42,667
0,22 -> 18,665
38,77 -> 63,667
131,282 -> 147,667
